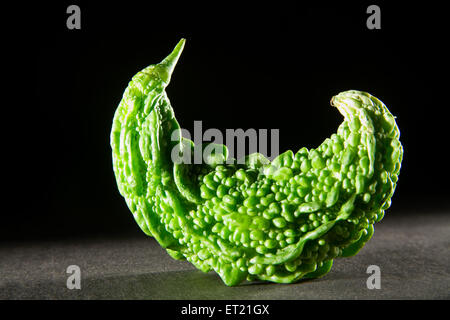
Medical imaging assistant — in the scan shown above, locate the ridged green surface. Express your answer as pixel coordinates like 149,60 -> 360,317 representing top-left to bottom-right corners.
111,39 -> 403,286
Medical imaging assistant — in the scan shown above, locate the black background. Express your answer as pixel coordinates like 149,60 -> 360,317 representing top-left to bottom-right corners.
5,1 -> 449,241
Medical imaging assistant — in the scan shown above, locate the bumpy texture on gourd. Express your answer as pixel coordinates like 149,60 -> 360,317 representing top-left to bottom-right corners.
111,39 -> 403,286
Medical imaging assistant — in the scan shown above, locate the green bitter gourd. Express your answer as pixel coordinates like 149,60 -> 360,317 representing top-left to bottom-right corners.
110,39 -> 403,286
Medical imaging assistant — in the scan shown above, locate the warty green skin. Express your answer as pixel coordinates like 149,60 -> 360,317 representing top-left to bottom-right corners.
110,39 -> 403,286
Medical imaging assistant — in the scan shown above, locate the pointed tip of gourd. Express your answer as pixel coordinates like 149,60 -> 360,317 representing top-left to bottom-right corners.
157,38 -> 186,84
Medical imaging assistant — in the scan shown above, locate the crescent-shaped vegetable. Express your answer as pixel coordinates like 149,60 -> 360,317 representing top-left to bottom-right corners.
111,39 -> 403,286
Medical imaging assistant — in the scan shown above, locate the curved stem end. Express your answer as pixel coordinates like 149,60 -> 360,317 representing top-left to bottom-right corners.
158,38 -> 186,84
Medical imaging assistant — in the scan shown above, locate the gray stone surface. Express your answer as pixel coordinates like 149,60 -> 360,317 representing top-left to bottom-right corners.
1,212 -> 449,299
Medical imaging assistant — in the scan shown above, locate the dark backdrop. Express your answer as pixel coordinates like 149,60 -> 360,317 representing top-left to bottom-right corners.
6,2 -> 449,241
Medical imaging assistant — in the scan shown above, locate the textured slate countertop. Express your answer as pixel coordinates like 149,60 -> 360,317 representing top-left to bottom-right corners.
1,211 -> 449,300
